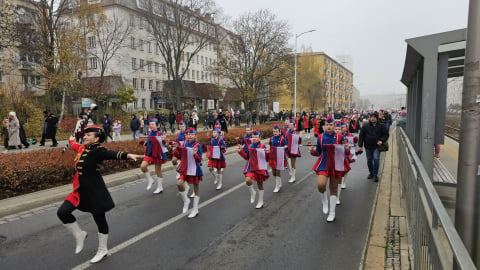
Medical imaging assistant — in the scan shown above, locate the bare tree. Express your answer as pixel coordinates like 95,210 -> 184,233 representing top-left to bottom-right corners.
216,9 -> 291,111
145,0 -> 217,110
83,10 -> 131,106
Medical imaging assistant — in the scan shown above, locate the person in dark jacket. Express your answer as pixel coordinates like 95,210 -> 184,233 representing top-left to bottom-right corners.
168,111 -> 176,133
357,111 -> 388,182
217,109 -> 228,133
57,125 -> 143,263
40,113 -> 58,147
130,114 -> 141,140
102,114 -> 113,142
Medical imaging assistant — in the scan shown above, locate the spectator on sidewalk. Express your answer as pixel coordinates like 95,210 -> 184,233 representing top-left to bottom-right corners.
130,114 -> 141,140
168,111 -> 176,133
357,111 -> 388,182
102,114 -> 113,142
176,111 -> 183,130
396,110 -> 407,131
112,120 -> 122,141
40,112 -> 58,147
6,112 -> 22,150
251,109 -> 257,125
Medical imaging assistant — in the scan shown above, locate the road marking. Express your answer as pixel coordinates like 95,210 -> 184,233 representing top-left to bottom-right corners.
71,181 -> 246,270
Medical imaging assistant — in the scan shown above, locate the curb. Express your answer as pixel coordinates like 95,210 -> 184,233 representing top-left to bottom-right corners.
0,140 -> 261,218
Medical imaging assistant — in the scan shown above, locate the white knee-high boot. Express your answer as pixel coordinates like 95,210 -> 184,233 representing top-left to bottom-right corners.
144,172 -> 154,190
327,196 -> 337,222
287,158 -> 292,175
188,196 -> 200,218
180,191 -> 190,213
210,168 -> 217,184
153,177 -> 164,194
216,172 -> 223,190
288,169 -> 296,183
341,177 -> 346,189
256,190 -> 264,209
273,176 -> 282,193
63,221 -> 87,254
90,233 -> 108,263
337,187 -> 341,205
320,192 -> 328,214
248,185 -> 256,204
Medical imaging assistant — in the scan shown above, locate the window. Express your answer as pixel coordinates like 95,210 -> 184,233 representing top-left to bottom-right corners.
0,70 -> 3,82
140,59 -> 144,70
30,75 -> 35,85
186,52 -> 190,61
196,55 -> 199,64
132,78 -> 137,89
139,39 -> 144,51
148,80 -> 153,90
196,71 -> 199,80
88,36 -> 96,48
86,14 -> 94,26
201,56 -> 203,65
192,69 -> 195,79
141,98 -> 146,109
140,79 -> 145,90
147,61 -> 152,72
155,45 -> 159,54
89,57 -> 97,69
201,71 -> 204,80
186,69 -> 190,79
129,14 -> 135,27
150,99 -> 153,110
130,37 -> 136,49
147,41 -> 152,53
156,80 -> 160,91
139,18 -> 144,29
131,58 -> 136,70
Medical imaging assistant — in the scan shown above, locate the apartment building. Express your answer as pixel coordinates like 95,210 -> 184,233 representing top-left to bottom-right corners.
64,0 -> 231,111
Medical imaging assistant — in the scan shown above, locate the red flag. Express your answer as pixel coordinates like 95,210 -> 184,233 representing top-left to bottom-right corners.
249,148 -> 267,171
324,144 -> 346,171
149,136 -> 168,159
178,146 -> 197,176
270,147 -> 285,170
206,145 -> 221,159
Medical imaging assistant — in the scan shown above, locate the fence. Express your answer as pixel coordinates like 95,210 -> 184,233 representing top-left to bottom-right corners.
396,128 -> 476,269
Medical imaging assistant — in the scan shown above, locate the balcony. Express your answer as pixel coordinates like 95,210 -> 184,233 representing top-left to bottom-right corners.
18,61 -> 35,71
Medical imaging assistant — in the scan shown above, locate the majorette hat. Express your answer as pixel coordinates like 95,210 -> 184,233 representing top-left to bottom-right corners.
285,117 -> 290,121
85,125 -> 106,143
252,129 -> 260,136
325,115 -> 334,123
335,122 -> 342,128
213,128 -> 221,133
186,127 -> 197,134
341,121 -> 347,126
246,124 -> 252,129
178,121 -> 185,126
273,124 -> 280,130
149,118 -> 159,123
289,119 -> 296,124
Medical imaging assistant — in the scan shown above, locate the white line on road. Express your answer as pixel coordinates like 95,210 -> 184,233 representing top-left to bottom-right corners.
71,181 -> 246,270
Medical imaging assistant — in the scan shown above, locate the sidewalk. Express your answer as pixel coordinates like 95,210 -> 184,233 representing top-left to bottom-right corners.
363,129 -> 412,270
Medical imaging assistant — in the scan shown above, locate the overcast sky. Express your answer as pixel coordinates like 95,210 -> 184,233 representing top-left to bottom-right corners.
214,0 -> 469,96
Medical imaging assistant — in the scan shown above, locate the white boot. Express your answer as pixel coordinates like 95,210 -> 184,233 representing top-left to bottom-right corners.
188,196 -> 200,218
63,221 -> 88,254
320,192 -> 328,214
216,173 -> 223,190
145,172 -> 154,190
341,177 -> 346,189
327,196 -> 337,222
210,168 -> 218,184
287,158 -> 292,175
288,169 -> 296,183
336,188 -> 341,205
256,190 -> 264,209
273,176 -> 282,193
180,191 -> 190,213
153,177 -> 164,194
248,185 -> 256,204
90,233 -> 108,263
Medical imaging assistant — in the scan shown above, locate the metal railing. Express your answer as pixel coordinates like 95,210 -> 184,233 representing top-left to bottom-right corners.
396,128 -> 476,269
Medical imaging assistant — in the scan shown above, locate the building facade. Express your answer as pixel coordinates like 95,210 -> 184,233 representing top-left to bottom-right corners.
277,52 -> 353,113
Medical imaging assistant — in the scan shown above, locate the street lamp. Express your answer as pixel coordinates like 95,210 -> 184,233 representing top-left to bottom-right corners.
294,29 -> 316,116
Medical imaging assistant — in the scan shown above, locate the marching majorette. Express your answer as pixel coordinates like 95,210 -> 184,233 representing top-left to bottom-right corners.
174,128 -> 203,218
238,129 -> 270,209
57,125 -> 143,263
303,114 -> 311,139
140,118 -> 168,194
282,118 -> 290,135
286,119 -> 301,182
171,121 -> 191,195
238,124 -> 253,151
308,117 -> 350,222
207,128 -> 227,190
269,124 -> 288,193
334,121 -> 354,204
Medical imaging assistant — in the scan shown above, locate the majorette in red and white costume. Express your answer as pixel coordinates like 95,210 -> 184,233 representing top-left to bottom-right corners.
174,128 -> 203,218
308,116 -> 350,222
269,124 -> 288,193
207,128 -> 227,190
140,118 -> 168,194
336,120 -> 358,204
285,119 -> 302,183
171,121 -> 192,195
238,129 -> 270,209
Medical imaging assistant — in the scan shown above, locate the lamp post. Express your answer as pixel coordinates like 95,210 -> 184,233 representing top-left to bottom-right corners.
294,29 -> 316,115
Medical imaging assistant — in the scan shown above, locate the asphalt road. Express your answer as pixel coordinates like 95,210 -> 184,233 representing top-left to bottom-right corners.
0,139 -> 377,270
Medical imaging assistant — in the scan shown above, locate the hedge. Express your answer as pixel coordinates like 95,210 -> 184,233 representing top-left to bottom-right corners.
0,122 -> 279,199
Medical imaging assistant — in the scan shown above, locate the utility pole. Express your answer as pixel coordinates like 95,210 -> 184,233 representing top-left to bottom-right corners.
455,0 -> 480,266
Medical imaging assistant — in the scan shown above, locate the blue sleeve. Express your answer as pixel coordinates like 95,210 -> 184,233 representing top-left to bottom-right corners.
146,138 -> 152,156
